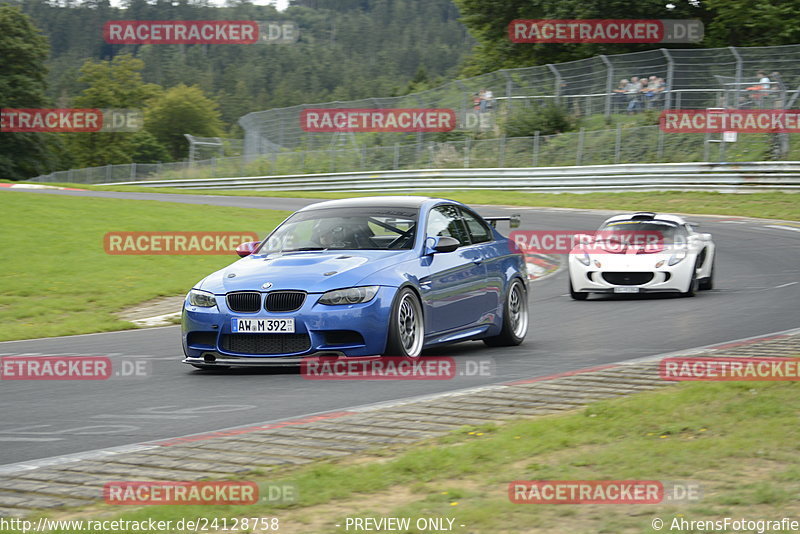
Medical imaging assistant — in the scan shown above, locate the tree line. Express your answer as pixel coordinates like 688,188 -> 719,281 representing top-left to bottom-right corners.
1,0 -> 470,180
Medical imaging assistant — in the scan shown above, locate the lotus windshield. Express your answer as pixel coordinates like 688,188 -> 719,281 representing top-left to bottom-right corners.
258,207 -> 419,253
597,221 -> 688,246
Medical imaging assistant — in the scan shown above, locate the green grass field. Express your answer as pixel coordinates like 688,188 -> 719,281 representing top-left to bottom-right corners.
25,380 -> 800,533
0,193 -> 289,341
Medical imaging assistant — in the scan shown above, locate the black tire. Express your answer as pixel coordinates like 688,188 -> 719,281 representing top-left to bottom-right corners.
484,278 -> 529,347
698,256 -> 715,290
681,260 -> 700,297
569,278 -> 588,300
385,288 -> 425,357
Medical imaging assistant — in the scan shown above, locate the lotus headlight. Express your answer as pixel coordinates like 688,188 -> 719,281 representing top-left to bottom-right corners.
318,286 -> 379,305
188,289 -> 217,307
576,252 -> 591,266
668,250 -> 687,266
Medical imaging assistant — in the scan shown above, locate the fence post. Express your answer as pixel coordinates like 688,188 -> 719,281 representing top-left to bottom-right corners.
657,128 -> 665,161
660,49 -> 675,110
106,164 -> 112,182
330,148 -> 335,172
547,64 -> 562,105
614,125 -> 622,164
361,145 -> 366,170
729,46 -> 743,108
464,138 -> 471,168
501,70 -> 513,113
600,55 -> 613,118
576,128 -> 585,166
533,131 -> 540,167
130,163 -> 136,180
212,157 -> 217,176
499,135 -> 506,167
393,143 -> 400,169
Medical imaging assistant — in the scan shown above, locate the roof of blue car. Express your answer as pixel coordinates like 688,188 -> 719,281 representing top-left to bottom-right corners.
299,196 -> 438,211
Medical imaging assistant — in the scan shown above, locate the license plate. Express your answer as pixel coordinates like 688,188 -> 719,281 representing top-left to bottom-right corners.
231,318 -> 295,333
614,287 -> 640,293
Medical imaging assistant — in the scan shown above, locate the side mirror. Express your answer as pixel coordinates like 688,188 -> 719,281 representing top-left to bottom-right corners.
235,240 -> 261,257
426,236 -> 460,254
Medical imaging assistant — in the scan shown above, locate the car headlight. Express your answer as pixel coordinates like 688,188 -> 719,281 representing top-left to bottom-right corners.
318,286 -> 379,305
668,250 -> 687,266
188,289 -> 217,307
576,252 -> 591,266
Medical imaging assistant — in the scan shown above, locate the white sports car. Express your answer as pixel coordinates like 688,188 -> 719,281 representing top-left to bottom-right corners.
568,212 -> 715,300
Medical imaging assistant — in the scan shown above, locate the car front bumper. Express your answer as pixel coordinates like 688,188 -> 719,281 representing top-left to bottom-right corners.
182,286 -> 396,365
568,254 -> 695,294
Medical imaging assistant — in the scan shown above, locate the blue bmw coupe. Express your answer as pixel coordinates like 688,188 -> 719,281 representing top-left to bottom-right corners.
182,196 -> 529,368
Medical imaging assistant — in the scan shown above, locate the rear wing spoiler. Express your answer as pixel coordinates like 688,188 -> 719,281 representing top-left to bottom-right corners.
484,214 -> 521,228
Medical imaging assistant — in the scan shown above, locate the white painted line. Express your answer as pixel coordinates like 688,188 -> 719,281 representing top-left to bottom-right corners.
0,444 -> 159,475
91,414 -> 197,420
0,438 -> 63,442
775,281 -> 799,289
0,325 -> 179,344
131,311 -> 181,327
765,225 -> 800,233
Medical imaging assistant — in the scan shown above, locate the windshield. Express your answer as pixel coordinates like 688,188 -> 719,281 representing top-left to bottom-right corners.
257,206 -> 418,253
597,221 -> 688,245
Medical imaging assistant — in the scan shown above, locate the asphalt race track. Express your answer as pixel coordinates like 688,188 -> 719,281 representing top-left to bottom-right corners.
1,187 -> 798,467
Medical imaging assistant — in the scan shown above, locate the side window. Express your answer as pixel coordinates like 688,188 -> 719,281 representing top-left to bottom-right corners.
459,208 -> 493,244
427,205 -> 470,246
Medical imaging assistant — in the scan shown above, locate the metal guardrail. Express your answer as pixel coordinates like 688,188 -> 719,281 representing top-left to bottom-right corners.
100,162 -> 800,193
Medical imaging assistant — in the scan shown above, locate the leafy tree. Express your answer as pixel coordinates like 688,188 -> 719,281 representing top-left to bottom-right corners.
129,130 -> 169,164
453,0 -> 712,74
702,0 -> 800,47
0,5 -> 64,180
503,103 -> 576,137
145,85 -> 224,160
65,54 -> 162,167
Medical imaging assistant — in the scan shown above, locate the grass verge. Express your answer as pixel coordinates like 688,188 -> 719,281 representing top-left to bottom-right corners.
10,182 -> 798,221
24,380 -> 800,533
0,193 -> 289,341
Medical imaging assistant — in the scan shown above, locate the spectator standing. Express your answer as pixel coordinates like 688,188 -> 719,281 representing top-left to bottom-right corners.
747,70 -> 771,108
625,76 -> 643,114
612,79 -> 628,112
480,89 -> 493,113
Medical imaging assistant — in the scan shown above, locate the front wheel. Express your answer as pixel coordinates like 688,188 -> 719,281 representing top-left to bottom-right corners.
484,279 -> 528,347
681,260 -> 700,297
569,278 -> 588,300
385,288 -> 425,357
698,257 -> 715,290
